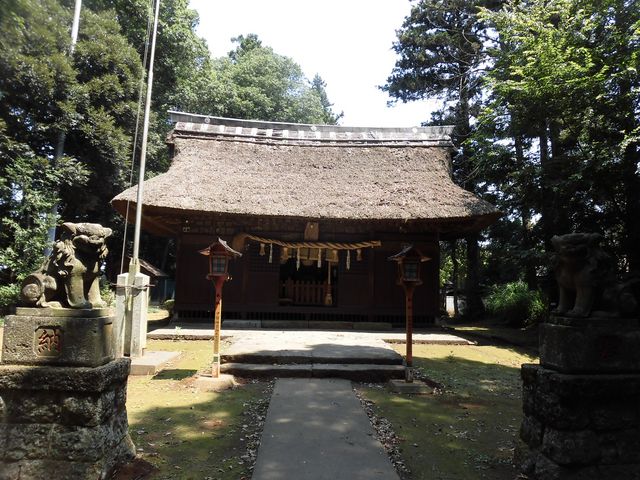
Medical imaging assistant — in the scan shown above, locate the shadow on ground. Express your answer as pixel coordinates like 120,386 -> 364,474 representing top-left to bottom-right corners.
443,322 -> 540,357
151,368 -> 198,381
125,375 -> 271,480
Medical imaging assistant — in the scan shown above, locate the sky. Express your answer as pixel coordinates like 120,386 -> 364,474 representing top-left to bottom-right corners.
189,0 -> 438,127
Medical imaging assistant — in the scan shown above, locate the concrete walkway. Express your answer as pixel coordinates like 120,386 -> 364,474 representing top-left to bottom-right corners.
252,378 -> 399,480
148,324 -> 474,346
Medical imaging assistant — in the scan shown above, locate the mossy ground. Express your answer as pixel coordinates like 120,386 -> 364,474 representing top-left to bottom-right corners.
123,339 -> 271,480
358,343 -> 538,480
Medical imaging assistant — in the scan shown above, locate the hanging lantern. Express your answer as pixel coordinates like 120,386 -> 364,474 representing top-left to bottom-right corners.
388,244 -> 431,286
198,238 -> 242,281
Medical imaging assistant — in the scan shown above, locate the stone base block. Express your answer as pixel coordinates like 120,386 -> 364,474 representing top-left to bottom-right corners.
387,379 -> 435,394
192,374 -> 236,391
520,364 -> 640,479
2,314 -> 114,367
129,350 -> 181,375
0,359 -> 135,479
540,316 -> 640,373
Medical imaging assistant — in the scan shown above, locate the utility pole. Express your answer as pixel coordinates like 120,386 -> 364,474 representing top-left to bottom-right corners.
130,0 -> 161,272
45,0 -> 82,254
114,0 -> 161,359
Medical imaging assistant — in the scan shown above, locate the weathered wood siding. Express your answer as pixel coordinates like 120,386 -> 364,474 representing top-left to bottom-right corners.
174,215 -> 440,324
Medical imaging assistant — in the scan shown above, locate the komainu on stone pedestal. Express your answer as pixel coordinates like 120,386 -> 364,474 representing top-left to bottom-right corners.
0,220 -> 136,479
19,222 -> 113,309
519,232 -> 640,479
551,233 -> 638,317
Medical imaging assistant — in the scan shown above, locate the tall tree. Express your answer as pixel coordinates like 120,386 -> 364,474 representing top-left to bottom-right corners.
482,0 -> 640,273
0,0 -> 142,299
311,74 -> 344,125
177,34 -> 341,125
384,0 -> 501,317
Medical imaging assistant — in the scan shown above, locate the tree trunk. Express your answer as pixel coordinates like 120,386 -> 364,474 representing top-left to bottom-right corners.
514,133 -> 537,289
451,239 -> 459,317
465,233 -> 484,319
620,104 -> 640,273
456,74 -> 484,319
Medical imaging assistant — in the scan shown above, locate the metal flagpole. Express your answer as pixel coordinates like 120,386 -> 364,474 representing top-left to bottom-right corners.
114,0 -> 160,359
130,0 -> 161,273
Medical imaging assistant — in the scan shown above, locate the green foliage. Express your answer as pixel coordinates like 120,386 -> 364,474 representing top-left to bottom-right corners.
484,281 -> 546,326
100,281 -> 114,307
478,0 -> 640,271
177,34 -> 340,124
0,284 -> 19,309
388,0 -> 640,292
162,298 -> 175,313
439,240 -> 467,288
0,0 -> 142,291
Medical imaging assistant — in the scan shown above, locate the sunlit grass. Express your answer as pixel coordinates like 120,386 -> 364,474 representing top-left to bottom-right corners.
125,339 -> 269,480
359,343 -> 538,480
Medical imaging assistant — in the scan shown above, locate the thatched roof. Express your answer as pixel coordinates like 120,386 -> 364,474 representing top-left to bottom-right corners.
112,112 -> 499,234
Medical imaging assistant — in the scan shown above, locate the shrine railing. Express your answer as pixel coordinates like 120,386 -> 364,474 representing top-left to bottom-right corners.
281,279 -> 333,306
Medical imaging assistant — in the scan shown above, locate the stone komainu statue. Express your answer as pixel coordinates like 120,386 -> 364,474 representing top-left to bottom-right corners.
20,222 -> 113,309
552,232 -> 638,317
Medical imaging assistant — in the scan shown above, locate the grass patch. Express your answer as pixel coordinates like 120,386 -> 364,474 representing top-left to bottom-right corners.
358,344 -> 538,480
125,339 -> 270,480
446,321 -> 539,356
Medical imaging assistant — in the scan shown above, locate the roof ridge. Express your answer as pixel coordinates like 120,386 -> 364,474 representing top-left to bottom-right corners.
168,110 -> 454,138
168,111 -> 454,146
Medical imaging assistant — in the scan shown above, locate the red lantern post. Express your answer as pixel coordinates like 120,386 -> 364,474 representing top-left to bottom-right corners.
199,238 -> 242,377
389,245 -> 431,382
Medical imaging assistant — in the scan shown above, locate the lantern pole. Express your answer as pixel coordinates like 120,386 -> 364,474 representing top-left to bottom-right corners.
212,276 -> 225,377
404,284 -> 415,382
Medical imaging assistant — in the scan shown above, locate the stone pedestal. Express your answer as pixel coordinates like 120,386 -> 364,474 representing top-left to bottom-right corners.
2,309 -> 114,367
0,360 -> 135,479
0,311 -> 135,479
114,272 -> 149,358
520,315 -> 640,479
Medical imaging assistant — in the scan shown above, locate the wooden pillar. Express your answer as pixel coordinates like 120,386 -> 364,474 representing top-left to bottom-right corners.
404,284 -> 415,382
212,276 -> 224,378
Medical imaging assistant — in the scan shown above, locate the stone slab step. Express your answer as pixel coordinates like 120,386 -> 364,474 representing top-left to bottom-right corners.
220,362 -> 405,382
130,350 -> 182,376
222,352 -> 403,365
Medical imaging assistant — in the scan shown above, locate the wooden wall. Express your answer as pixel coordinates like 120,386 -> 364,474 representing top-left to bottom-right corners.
174,216 -> 440,324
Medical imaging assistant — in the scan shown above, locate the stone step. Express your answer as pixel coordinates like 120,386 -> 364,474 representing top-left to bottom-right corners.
221,362 -> 406,382
222,352 -> 403,365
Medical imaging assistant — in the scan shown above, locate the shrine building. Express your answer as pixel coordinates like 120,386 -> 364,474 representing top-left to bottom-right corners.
111,111 -> 499,327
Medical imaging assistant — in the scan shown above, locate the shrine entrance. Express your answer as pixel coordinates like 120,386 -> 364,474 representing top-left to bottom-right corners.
236,233 -> 381,311
279,253 -> 337,307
